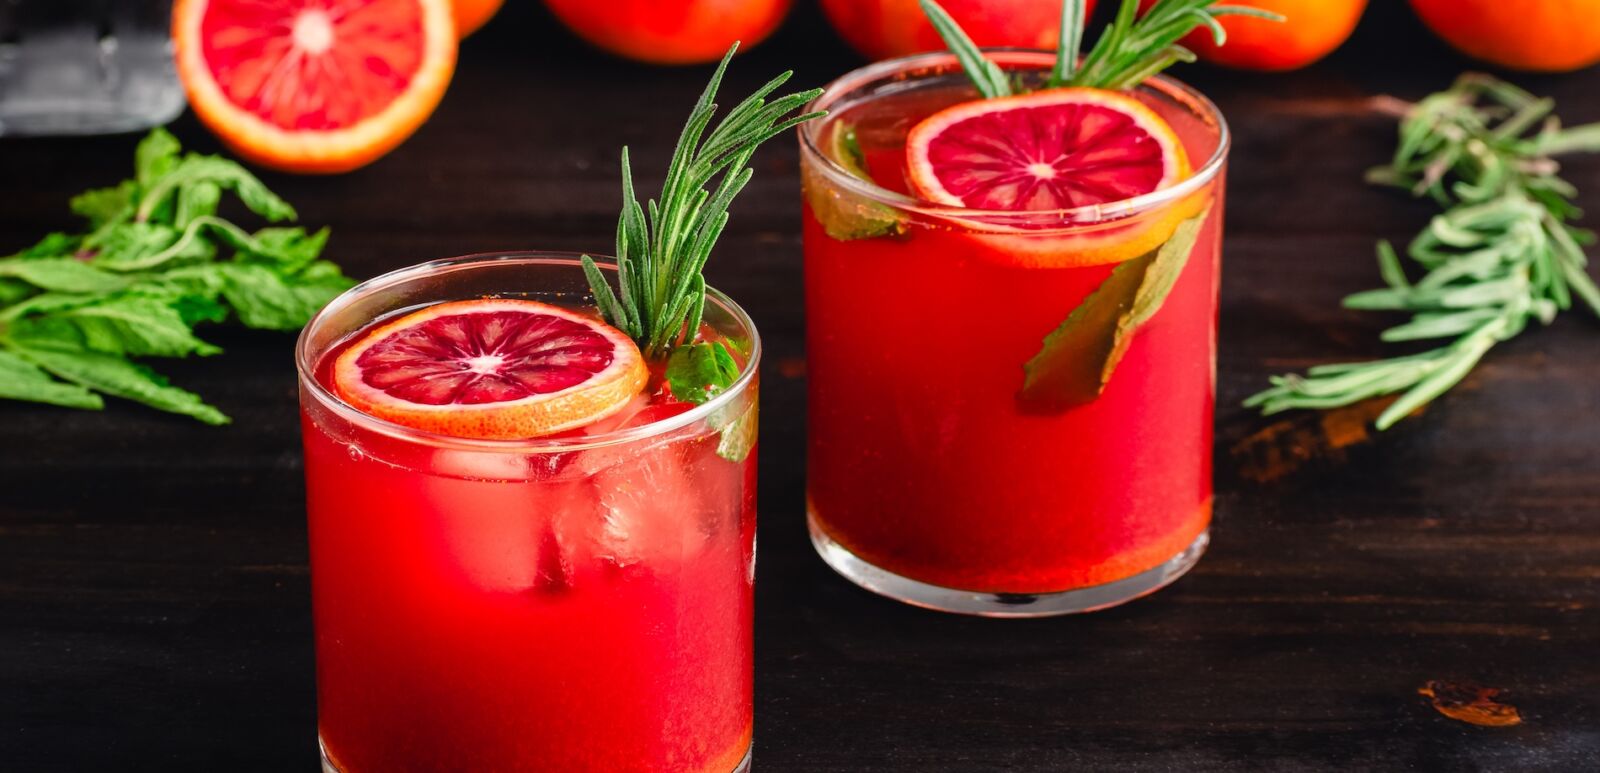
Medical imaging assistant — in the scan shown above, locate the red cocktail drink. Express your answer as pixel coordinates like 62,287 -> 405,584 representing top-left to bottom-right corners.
298,255 -> 758,771
800,52 -> 1227,615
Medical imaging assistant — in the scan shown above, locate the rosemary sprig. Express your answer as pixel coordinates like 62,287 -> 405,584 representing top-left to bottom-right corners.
921,0 -> 1014,98
1247,75 -> 1600,430
582,45 -> 824,360
921,0 -> 1281,98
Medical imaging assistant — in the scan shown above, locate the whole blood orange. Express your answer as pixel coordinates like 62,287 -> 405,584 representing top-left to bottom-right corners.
821,0 -> 1097,61
1410,0 -> 1600,72
173,0 -> 457,173
453,0 -> 504,37
332,299 -> 649,440
1142,0 -> 1366,71
543,0 -> 791,65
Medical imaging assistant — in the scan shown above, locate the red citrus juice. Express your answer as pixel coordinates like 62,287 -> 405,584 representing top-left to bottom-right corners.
801,56 -> 1226,604
298,257 -> 757,772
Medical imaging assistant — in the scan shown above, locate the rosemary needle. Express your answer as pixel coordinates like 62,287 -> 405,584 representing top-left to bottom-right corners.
582,45 -> 823,360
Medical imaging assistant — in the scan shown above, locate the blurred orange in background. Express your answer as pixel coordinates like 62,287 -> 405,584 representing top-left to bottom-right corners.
542,0 -> 792,64
173,0 -> 458,173
452,0 -> 504,37
1141,0 -> 1366,71
1410,0 -> 1600,72
819,0 -> 1097,61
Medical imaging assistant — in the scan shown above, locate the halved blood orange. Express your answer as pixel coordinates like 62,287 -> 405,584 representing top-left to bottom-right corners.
172,0 -> 457,173
332,299 -> 648,440
905,88 -> 1201,268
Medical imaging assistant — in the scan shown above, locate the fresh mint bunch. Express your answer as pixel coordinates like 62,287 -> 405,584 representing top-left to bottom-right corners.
0,129 -> 354,424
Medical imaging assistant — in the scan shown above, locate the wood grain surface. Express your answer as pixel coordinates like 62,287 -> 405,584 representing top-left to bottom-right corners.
2,2 -> 1596,770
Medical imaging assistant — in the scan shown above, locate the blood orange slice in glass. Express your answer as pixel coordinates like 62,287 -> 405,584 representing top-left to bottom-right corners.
172,0 -> 457,173
332,299 -> 648,439
905,88 -> 1200,267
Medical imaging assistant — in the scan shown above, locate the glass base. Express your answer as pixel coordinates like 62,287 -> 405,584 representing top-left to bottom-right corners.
808,512 -> 1209,618
321,736 -> 753,772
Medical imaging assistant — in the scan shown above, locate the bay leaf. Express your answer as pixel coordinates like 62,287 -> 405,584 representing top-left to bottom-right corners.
1018,206 -> 1211,411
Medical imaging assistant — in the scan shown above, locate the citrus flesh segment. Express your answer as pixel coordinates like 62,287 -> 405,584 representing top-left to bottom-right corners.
905,88 -> 1196,268
173,0 -> 456,173
332,299 -> 648,440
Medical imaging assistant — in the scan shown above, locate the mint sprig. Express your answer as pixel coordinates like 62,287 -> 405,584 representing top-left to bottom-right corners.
0,128 -> 354,424
583,45 -> 824,360
921,0 -> 1281,98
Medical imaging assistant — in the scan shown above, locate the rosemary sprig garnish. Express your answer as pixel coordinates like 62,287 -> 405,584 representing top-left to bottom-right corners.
582,45 -> 823,360
921,0 -> 1281,98
1247,75 -> 1600,430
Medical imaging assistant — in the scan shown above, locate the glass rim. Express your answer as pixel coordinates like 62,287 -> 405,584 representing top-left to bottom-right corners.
798,48 -> 1231,226
295,252 -> 761,454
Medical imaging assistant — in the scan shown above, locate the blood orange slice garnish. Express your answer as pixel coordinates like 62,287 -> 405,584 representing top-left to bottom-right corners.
173,0 -> 457,173
905,88 -> 1200,267
332,299 -> 648,440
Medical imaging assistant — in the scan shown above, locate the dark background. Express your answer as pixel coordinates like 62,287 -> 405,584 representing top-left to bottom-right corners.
3,1 -> 1598,770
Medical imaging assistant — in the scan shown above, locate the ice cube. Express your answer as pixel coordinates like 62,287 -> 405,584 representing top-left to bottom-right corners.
417,461 -> 601,593
586,430 -> 728,567
431,447 -> 531,482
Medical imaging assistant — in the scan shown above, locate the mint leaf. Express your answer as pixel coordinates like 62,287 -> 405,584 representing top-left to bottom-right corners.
7,232 -> 81,260
138,156 -> 295,223
1019,207 -> 1210,411
0,350 -> 103,410
88,223 -> 195,269
15,345 -> 229,425
135,127 -> 182,187
666,341 -> 740,404
802,122 -> 906,242
0,292 -> 101,321
0,258 -> 128,294
221,225 -> 329,270
10,297 -> 222,358
124,264 -> 227,303
0,258 -> 129,294
69,182 -> 136,228
669,339 -> 757,462
835,125 -> 870,176
170,295 -> 229,326
175,181 -> 222,228
219,261 -> 354,330
714,402 -> 757,463
0,280 -> 33,306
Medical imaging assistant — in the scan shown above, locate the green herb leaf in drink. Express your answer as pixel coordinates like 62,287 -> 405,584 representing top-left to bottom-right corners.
714,402 -> 758,463
802,123 -> 908,241
909,1 -> 1273,409
666,341 -> 741,404
666,341 -> 757,462
1020,207 -> 1210,409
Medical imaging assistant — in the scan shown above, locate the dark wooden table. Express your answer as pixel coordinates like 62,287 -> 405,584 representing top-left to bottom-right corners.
4,3 -> 1598,770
